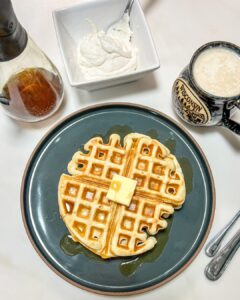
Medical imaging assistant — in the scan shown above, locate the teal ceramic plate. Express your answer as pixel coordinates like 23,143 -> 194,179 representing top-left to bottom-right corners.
21,103 -> 215,295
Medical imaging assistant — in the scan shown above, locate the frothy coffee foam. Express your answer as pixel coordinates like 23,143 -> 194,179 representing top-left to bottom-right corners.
193,47 -> 240,97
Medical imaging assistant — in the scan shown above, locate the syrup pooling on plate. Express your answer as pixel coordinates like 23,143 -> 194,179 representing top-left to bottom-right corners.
178,157 -> 193,194
164,138 -> 176,154
60,217 -> 173,277
60,234 -> 102,261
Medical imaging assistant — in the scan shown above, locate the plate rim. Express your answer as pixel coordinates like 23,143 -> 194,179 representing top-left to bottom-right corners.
20,102 -> 216,296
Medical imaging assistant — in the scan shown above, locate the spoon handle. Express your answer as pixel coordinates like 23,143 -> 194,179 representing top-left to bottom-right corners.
0,96 -> 9,105
205,210 -> 240,257
205,229 -> 240,281
124,0 -> 135,14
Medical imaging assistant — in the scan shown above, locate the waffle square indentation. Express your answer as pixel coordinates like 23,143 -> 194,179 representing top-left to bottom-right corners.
166,183 -> 179,195
82,188 -> 96,201
89,227 -> 103,240
133,174 -> 145,187
99,192 -> 110,206
153,163 -> 165,175
137,159 -> 149,171
77,204 -> 91,218
111,151 -> 124,164
64,182 -> 79,197
121,216 -> 135,231
126,199 -> 139,213
73,221 -> 86,237
118,234 -> 130,248
90,163 -> 103,176
149,178 -> 161,191
95,149 -> 108,161
106,168 -> 120,179
141,144 -> 153,156
94,209 -> 108,224
143,203 -> 155,218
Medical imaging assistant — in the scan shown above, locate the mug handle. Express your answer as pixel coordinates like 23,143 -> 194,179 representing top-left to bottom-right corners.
222,102 -> 240,135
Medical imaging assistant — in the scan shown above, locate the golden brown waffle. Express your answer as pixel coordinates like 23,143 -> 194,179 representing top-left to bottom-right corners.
58,133 -> 186,258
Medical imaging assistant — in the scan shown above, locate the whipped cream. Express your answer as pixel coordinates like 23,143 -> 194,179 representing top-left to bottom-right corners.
78,14 -> 138,80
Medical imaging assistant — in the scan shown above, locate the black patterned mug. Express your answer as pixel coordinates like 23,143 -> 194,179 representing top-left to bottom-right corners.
172,41 -> 240,135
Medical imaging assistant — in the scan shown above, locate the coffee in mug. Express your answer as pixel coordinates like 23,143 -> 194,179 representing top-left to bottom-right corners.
172,41 -> 240,134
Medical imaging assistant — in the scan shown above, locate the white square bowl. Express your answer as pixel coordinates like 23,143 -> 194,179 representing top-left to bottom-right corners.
53,0 -> 160,90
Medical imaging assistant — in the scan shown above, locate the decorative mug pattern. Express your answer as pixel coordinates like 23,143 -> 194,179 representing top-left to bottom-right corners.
173,78 -> 211,126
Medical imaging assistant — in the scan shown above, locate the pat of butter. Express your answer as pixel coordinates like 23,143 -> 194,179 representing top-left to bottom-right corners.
107,174 -> 137,207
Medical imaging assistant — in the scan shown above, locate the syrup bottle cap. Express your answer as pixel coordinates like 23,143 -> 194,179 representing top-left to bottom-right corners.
0,0 -> 27,62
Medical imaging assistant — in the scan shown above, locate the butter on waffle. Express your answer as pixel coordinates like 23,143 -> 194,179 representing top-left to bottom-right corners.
58,133 -> 186,259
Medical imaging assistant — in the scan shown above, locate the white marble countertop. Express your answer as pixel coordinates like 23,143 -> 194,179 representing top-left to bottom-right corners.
0,0 -> 240,299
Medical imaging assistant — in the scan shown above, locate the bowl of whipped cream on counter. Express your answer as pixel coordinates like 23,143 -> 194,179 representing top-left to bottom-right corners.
53,0 -> 160,90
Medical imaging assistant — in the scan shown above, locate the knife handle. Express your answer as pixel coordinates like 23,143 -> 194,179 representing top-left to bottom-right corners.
205,229 -> 240,281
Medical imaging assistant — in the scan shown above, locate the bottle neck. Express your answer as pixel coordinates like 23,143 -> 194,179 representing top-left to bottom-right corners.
0,0 -> 28,62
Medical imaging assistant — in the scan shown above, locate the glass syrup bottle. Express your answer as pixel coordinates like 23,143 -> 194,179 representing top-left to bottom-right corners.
0,0 -> 64,122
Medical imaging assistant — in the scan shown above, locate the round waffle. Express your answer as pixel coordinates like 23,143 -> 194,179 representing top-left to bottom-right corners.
58,133 -> 186,259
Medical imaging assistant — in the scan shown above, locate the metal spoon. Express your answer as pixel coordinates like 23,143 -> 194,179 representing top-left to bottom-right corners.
123,0 -> 135,15
106,0 -> 135,31
0,96 -> 9,105
205,229 -> 240,280
205,209 -> 240,257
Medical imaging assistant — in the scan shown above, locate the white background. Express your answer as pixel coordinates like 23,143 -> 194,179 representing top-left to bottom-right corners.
0,0 -> 240,299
